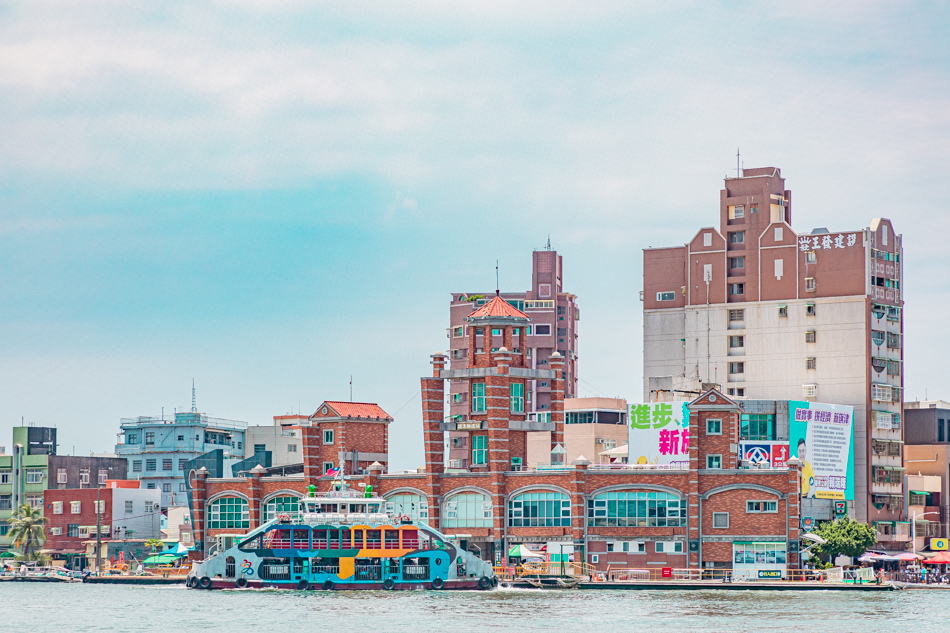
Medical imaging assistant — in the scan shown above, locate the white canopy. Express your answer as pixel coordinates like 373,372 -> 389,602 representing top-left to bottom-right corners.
599,444 -> 629,457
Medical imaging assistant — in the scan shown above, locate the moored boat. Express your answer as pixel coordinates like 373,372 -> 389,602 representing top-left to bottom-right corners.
187,482 -> 496,591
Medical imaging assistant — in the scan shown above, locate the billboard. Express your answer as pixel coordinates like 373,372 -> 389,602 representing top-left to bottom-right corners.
739,441 -> 790,468
628,402 -> 690,468
789,401 -> 854,500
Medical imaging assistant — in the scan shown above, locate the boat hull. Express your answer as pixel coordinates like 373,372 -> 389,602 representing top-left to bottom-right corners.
201,578 -> 487,591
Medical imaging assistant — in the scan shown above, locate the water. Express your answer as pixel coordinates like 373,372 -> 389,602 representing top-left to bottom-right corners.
2,584 -> 946,632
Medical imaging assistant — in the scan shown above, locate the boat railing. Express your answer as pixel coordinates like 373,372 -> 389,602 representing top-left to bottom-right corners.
355,565 -> 382,581
311,565 -> 340,575
402,564 -> 430,581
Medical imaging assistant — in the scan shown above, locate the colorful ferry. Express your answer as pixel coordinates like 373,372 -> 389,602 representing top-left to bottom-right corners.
187,483 -> 496,591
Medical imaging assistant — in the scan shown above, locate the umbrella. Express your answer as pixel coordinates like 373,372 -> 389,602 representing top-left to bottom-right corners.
858,553 -> 883,563
142,552 -> 184,565
923,551 -> 950,564
893,552 -> 924,561
508,544 -> 543,559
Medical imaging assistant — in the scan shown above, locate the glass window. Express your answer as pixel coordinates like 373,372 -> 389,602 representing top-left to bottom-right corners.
740,414 -> 775,440
508,491 -> 571,527
323,430 -> 334,445
706,419 -> 722,435
471,383 -> 487,413
385,493 -> 429,525
510,383 -> 524,413
57,469 -> 68,484
132,460 -> 142,473
265,496 -> 301,521
746,500 -> 778,513
587,491 -> 683,527
208,497 -> 250,529
472,435 -> 487,466
162,459 -> 173,471
729,231 -> 744,244
706,454 -> 722,469
145,459 -> 157,471
26,470 -> 44,484
443,493 -> 492,528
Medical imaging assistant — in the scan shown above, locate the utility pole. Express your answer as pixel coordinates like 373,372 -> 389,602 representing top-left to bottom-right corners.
95,485 -> 102,575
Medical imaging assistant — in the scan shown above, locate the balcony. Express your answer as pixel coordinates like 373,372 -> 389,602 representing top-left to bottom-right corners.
871,481 -> 903,495
875,521 -> 911,543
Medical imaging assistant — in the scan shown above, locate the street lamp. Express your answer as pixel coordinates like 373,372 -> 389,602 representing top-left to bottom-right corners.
911,510 -> 941,558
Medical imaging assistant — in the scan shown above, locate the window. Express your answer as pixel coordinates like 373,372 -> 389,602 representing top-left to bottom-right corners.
728,362 -> 744,375
471,383 -> 487,413
706,419 -> 722,435
147,483 -> 156,489
803,384 -> 817,398
48,527 -> 62,536
264,496 -> 301,521
472,435 -> 487,466
728,257 -> 744,269
178,459 -> 187,471
778,305 -> 787,318
443,493 -> 492,528
322,462 -> 334,474
534,324 -> 551,336
729,205 -> 744,219
805,251 -> 816,264
887,360 -> 901,376
729,309 -> 744,322
703,233 -> 712,246
57,468 -> 68,484
162,483 -> 172,493
746,500 -> 778,513
805,331 -> 816,343
145,459 -> 157,471
729,335 -> 744,348
288,444 -> 298,453
207,497 -> 250,529
587,491 -> 683,527
0,495 -> 10,511
145,432 -> 155,445
729,283 -> 744,296
591,554 -> 599,564
805,277 -> 816,292
712,512 -> 729,528
510,383 -> 524,413
125,500 -> 134,514
0,471 -> 9,484
887,332 -> 901,349
773,226 -> 781,239
67,524 -> 79,537
94,500 -> 105,514
452,326 -> 463,337
132,460 -> 142,473
26,469 -> 44,484
806,357 -> 817,370
656,291 -> 675,301
656,541 -> 684,553
126,433 -> 138,444
386,493 -> 429,525
508,491 -> 571,527
163,459 -> 173,471
740,414 -> 775,440
52,501 -> 63,514
729,231 -> 744,244
180,483 -> 187,492
26,494 -> 43,509
323,430 -> 334,445
98,469 -> 108,484
70,501 -> 81,514
706,454 -> 722,469
806,303 -> 816,316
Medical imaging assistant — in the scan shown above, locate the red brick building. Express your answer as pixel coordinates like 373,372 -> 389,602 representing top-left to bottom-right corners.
189,298 -> 803,577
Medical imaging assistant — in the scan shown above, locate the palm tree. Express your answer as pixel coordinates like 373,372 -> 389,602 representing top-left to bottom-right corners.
7,504 -> 48,562
144,538 -> 165,554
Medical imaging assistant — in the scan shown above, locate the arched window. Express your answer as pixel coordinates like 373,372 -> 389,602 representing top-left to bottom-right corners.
443,492 -> 492,528
508,491 -> 570,527
385,493 -> 429,525
207,497 -> 249,529
587,491 -> 683,527
264,495 -> 301,521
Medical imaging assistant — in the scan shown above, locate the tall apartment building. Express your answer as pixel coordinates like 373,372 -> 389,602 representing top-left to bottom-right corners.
642,167 -> 903,528
0,427 -> 54,551
116,411 -> 247,509
446,248 -> 578,466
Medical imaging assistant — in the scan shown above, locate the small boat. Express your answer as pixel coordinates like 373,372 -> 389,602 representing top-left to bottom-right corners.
188,482 -> 496,591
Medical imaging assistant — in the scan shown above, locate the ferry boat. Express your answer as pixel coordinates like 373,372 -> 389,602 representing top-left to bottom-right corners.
187,482 -> 496,591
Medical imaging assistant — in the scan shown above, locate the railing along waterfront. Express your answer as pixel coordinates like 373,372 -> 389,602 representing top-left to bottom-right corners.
514,563 -> 866,583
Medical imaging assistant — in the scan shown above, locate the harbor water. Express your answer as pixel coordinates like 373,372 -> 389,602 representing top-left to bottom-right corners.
2,584 -> 949,632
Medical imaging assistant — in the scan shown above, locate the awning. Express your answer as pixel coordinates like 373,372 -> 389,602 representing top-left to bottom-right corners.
599,444 -> 629,457
508,544 -> 543,559
924,551 -> 950,564
909,490 -> 931,496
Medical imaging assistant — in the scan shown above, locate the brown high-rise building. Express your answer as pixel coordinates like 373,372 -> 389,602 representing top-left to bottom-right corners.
446,248 -> 578,467
643,167 -> 904,534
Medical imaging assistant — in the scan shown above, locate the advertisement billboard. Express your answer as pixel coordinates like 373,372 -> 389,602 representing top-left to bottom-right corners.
628,402 -> 690,468
739,441 -> 790,468
789,401 -> 854,500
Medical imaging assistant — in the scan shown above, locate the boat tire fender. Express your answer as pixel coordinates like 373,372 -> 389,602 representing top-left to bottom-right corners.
323,580 -> 334,591
187,577 -> 199,589
236,578 -> 248,589
478,576 -> 491,589
383,578 -> 395,590
491,576 -> 498,587
297,579 -> 309,591
431,577 -> 444,590
198,576 -> 212,590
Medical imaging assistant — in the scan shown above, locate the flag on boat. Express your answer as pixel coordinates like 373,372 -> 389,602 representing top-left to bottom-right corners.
325,466 -> 341,476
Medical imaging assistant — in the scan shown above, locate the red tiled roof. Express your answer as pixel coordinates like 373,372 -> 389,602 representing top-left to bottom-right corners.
317,401 -> 393,420
467,294 -> 529,320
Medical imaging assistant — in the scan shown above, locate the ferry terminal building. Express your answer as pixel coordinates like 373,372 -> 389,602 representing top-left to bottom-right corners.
189,296 -> 802,578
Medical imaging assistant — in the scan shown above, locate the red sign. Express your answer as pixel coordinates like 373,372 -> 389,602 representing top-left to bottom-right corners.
661,567 -> 673,578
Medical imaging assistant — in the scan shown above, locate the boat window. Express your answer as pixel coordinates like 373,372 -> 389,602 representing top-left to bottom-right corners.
384,529 -> 399,549
351,529 -> 364,549
238,534 -> 263,551
368,503 -> 381,513
349,504 -> 367,513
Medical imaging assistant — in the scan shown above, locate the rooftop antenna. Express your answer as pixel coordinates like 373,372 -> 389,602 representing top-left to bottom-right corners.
350,376 -> 353,402
191,379 -> 197,413
495,260 -> 499,296
546,235 -> 551,250
736,148 -> 741,178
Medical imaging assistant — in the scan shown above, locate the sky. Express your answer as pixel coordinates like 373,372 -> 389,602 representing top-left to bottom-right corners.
1,2 -> 949,469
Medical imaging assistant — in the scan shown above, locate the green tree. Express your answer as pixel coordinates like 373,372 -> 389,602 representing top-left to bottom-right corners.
7,504 -> 48,561
811,517 -> 877,561
144,538 -> 165,554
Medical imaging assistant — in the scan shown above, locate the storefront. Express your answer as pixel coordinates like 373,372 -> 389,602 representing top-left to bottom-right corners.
732,542 -> 788,580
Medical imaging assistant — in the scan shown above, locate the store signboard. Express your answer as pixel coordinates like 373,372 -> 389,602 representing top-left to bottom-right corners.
739,441 -> 790,468
789,401 -> 854,500
628,402 -> 690,468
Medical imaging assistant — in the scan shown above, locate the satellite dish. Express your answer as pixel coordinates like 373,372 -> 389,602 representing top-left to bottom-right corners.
802,533 -> 827,545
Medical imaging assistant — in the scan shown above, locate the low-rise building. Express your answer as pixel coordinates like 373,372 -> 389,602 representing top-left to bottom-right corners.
904,399 -> 950,548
